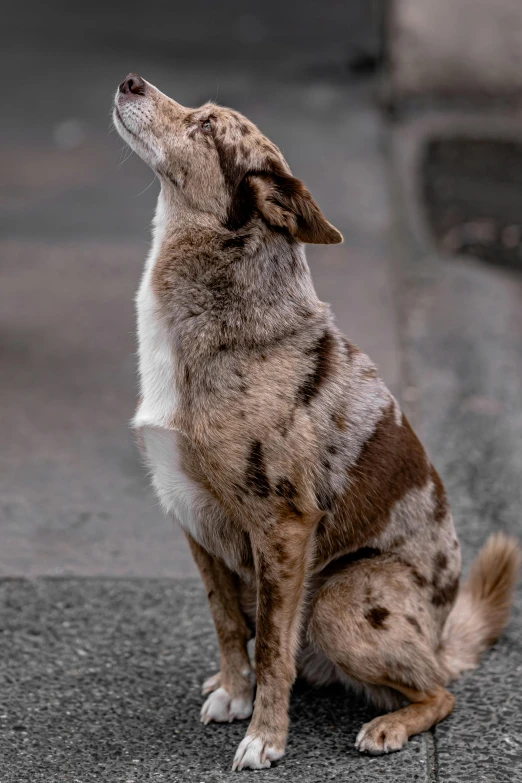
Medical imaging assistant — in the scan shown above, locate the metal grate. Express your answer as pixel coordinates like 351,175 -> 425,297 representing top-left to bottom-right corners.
422,137 -> 522,270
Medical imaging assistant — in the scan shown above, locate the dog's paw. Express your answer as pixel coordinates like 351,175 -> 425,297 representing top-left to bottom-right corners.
200,687 -> 253,725
201,672 -> 221,696
232,734 -> 285,771
355,716 -> 409,755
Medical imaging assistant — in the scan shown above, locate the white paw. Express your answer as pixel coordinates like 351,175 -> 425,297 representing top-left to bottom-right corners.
232,734 -> 285,771
201,672 -> 221,696
355,718 -> 408,755
200,687 -> 253,725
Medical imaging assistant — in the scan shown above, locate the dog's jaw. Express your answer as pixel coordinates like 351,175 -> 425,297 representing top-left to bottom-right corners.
112,80 -> 163,170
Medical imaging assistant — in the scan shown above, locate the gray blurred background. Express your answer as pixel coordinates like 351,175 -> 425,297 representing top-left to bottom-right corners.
2,0 -> 394,577
2,2 -> 522,781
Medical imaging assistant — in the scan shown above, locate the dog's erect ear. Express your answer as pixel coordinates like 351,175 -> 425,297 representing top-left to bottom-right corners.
247,170 -> 343,245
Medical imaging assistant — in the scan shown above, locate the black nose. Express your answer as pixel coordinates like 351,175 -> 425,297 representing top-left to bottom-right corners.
119,73 -> 146,96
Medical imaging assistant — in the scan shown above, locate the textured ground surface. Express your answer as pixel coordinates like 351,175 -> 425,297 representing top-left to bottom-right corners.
1,578 -> 432,783
2,1 -> 522,781
1,577 -> 521,782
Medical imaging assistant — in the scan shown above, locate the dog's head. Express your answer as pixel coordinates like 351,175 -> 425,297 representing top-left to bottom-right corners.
113,74 -> 342,244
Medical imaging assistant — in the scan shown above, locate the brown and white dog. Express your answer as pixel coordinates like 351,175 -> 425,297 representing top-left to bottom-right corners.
113,73 -> 520,772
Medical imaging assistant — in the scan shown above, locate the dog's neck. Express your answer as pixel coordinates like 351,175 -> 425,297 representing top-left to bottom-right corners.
145,190 -> 326,361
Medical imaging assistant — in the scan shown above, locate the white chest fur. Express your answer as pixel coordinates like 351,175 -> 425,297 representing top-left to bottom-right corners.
140,425 -> 207,543
133,268 -> 178,430
133,195 -> 207,543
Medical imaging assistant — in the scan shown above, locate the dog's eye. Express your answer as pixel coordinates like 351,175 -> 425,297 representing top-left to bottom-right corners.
200,119 -> 212,134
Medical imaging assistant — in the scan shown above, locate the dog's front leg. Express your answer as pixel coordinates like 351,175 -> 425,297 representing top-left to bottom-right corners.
232,521 -> 315,771
186,534 -> 255,724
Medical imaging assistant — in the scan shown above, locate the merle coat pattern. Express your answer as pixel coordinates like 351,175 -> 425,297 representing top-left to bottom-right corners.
113,73 -> 520,772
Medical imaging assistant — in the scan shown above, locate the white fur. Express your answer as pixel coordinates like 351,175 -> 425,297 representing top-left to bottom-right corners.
232,735 -> 285,771
140,427 -> 208,542
113,79 -> 166,170
134,194 -> 209,543
200,687 -> 253,724
201,672 -> 221,695
133,194 -> 178,431
392,395 -> 403,427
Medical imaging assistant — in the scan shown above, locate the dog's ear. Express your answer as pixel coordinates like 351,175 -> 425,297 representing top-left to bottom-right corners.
247,170 -> 343,245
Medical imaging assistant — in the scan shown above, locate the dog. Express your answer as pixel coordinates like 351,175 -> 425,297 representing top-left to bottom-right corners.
113,73 -> 520,771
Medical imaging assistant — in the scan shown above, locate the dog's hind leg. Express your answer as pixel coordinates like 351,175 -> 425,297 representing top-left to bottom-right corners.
308,554 -> 455,753
354,683 -> 454,754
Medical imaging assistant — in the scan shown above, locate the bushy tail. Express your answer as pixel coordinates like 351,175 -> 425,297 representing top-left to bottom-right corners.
441,533 -> 521,681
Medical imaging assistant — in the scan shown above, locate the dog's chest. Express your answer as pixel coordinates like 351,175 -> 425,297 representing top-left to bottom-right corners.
133,267 -> 179,430
133,269 -> 202,535
133,270 -> 246,570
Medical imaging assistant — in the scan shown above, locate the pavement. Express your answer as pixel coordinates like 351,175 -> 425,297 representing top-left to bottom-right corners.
2,578 -> 433,783
1,2 -> 522,781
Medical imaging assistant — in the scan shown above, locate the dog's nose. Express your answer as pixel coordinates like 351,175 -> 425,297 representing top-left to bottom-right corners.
119,73 -> 146,96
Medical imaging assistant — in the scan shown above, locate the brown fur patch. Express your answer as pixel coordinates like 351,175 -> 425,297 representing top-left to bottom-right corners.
222,234 -> 248,250
275,478 -> 302,517
315,405 -> 430,562
343,338 -> 360,360
430,465 -> 449,523
434,551 -> 448,571
365,606 -> 390,629
409,567 -> 429,589
250,168 -> 343,244
213,133 -> 257,231
296,330 -> 335,406
331,410 -> 346,430
432,576 -> 460,607
405,615 -> 423,636
245,440 -> 270,498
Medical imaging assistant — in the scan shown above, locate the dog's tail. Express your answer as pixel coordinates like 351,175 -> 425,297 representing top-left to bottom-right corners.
440,533 -> 520,681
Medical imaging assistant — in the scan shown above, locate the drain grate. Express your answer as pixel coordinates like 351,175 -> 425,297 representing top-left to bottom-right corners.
422,137 -> 522,270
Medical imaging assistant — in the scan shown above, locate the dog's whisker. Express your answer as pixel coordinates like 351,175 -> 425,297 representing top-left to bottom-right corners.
133,173 -> 158,198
